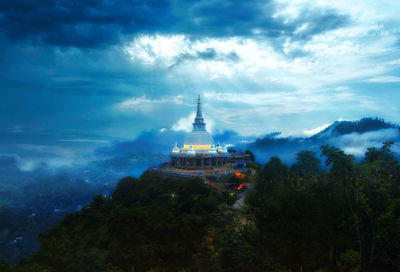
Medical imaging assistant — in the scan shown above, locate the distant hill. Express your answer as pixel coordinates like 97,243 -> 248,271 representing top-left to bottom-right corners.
247,117 -> 400,163
311,118 -> 399,139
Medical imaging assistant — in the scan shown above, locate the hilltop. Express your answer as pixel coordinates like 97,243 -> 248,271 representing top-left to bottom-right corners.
311,117 -> 398,139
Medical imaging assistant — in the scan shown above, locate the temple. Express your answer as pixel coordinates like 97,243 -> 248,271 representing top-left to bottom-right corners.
149,95 -> 249,181
169,95 -> 230,169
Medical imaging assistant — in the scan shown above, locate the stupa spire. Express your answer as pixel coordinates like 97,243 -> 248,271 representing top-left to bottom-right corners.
193,95 -> 206,131
196,95 -> 203,118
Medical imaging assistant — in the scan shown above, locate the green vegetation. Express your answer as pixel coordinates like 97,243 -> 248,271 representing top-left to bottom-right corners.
4,142 -> 400,271
246,142 -> 400,271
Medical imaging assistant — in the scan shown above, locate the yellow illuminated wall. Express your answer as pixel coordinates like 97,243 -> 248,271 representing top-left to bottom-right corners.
184,144 -> 212,150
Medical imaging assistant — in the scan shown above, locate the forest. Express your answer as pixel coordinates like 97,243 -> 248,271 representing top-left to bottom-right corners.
1,142 -> 400,272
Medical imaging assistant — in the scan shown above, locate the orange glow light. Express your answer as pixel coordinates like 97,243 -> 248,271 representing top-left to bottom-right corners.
234,172 -> 245,179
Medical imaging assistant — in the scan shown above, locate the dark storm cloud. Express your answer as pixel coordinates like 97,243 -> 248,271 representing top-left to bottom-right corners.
186,0 -> 287,38
185,0 -> 350,41
0,0 -> 350,48
0,0 -> 175,48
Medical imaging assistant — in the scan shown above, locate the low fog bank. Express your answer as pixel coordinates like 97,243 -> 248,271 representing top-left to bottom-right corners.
248,128 -> 400,165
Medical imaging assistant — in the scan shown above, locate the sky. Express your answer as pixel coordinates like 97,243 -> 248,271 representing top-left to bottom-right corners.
1,0 -> 400,161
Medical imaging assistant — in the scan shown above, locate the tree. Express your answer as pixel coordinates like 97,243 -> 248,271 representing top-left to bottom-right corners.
259,157 -> 288,181
10,172 -> 231,272
320,145 -> 355,177
247,152 -> 356,271
356,142 -> 400,270
214,221 -> 286,272
245,150 -> 255,162
321,143 -> 400,271
0,259 -> 9,271
291,150 -> 322,175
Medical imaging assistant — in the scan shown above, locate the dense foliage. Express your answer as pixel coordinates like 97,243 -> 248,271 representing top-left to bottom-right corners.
3,173 -> 243,271
3,143 -> 400,271
246,142 -> 400,271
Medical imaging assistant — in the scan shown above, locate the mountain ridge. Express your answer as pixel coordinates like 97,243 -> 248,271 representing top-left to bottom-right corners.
311,117 -> 399,139
246,117 -> 400,163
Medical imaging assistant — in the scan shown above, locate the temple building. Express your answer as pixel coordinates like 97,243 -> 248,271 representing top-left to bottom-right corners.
150,95 -> 249,181
169,96 -> 230,170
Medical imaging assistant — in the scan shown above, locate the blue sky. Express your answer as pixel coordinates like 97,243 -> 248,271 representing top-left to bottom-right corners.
1,0 -> 400,160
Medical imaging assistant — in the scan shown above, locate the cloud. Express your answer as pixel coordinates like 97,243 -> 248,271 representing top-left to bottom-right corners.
0,0 -> 174,48
124,35 -> 241,68
118,0 -> 400,136
0,152 -> 80,172
0,154 -> 20,170
125,22 -> 399,90
188,0 -> 350,41
117,95 -> 184,112
172,112 -> 196,132
1,0 -> 400,152
0,0 -> 352,49
18,144 -> 79,157
364,76 -> 400,83
172,112 -> 215,133
203,90 -> 361,115
57,139 -> 111,143
95,129 -> 185,156
333,128 -> 400,156
171,48 -> 240,68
